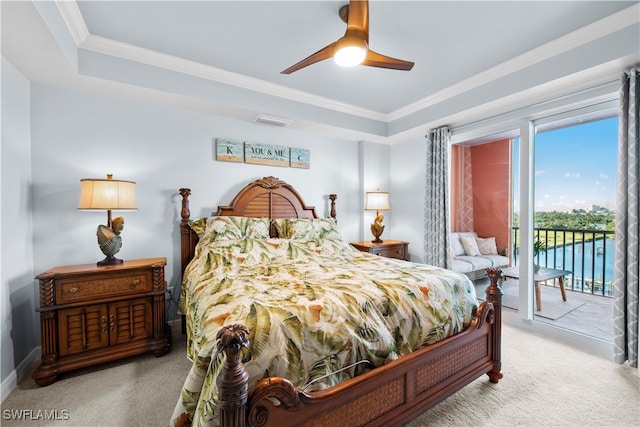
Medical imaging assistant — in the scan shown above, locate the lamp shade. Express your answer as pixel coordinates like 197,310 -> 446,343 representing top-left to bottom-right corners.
78,175 -> 137,211
365,191 -> 390,211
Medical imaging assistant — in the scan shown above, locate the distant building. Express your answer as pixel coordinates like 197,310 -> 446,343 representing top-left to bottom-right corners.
590,205 -> 613,215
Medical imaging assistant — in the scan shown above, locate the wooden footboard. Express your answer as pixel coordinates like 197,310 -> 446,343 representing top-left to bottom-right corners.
215,268 -> 503,427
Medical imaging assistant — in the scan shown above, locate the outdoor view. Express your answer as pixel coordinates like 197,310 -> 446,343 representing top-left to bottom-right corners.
512,116 -> 618,339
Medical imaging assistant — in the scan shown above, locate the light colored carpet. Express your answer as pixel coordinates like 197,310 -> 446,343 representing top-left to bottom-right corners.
2,321 -> 638,427
408,321 -> 638,427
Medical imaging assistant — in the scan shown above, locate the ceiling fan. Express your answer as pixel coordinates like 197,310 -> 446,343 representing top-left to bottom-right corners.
281,0 -> 414,74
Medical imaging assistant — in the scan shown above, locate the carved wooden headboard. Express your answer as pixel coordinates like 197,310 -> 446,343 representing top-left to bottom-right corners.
179,176 -> 337,274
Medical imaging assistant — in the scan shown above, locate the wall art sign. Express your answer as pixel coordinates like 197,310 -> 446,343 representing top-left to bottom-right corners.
245,143 -> 290,167
290,148 -> 310,169
215,138 -> 310,169
216,139 -> 244,163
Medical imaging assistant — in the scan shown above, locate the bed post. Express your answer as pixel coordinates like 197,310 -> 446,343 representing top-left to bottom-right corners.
485,267 -> 504,383
217,324 -> 250,427
179,188 -> 194,335
179,188 -> 194,274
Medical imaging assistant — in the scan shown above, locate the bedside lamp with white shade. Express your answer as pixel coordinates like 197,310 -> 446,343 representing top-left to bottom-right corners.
365,190 -> 390,243
78,174 -> 137,266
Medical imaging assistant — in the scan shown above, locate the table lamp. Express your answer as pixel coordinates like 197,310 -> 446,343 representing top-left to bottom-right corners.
78,174 -> 137,265
365,190 -> 390,243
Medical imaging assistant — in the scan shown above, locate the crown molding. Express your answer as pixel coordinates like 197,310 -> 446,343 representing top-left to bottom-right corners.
54,1 -> 386,122
78,33 -> 387,124
52,1 -> 638,137
386,3 -> 640,122
54,0 -> 88,45
55,0 -> 381,124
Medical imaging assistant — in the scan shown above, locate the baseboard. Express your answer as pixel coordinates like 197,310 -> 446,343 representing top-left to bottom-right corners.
1,347 -> 40,403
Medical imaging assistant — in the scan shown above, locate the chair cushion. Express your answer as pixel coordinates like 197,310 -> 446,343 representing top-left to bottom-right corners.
477,254 -> 509,268
456,255 -> 493,270
449,259 -> 473,273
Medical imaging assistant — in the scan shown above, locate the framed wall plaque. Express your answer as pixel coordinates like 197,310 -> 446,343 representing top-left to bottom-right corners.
216,139 -> 244,163
290,148 -> 310,169
215,138 -> 310,169
245,143 -> 289,167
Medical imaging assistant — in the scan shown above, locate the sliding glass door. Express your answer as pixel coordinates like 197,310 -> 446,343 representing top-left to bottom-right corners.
452,111 -> 618,343
530,115 -> 618,340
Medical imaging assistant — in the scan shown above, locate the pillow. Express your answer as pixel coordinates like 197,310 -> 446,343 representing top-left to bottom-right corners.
460,235 -> 481,256
276,218 -> 342,240
197,216 -> 271,241
188,218 -> 208,238
449,233 -> 466,257
243,217 -> 272,239
477,237 -> 498,255
273,218 -> 289,238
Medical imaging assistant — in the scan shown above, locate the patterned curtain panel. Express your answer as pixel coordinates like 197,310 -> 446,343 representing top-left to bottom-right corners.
450,145 -> 474,232
424,126 -> 451,268
460,146 -> 474,231
613,67 -> 639,368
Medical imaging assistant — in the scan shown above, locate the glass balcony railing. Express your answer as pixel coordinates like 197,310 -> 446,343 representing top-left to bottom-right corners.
511,227 -> 615,297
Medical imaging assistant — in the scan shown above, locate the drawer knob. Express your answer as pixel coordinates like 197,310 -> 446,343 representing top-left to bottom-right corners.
68,287 -> 79,293
130,279 -> 140,288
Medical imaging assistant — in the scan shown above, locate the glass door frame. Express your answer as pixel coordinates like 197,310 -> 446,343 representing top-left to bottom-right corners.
450,91 -> 619,358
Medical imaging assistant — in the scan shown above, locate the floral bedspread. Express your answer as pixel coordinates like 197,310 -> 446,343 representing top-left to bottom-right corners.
170,238 -> 477,427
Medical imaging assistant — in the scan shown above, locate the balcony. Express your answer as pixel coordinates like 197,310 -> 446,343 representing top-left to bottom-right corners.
474,226 -> 614,342
513,227 -> 615,297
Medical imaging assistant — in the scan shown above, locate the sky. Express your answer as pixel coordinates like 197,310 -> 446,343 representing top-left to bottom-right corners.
513,116 -> 618,212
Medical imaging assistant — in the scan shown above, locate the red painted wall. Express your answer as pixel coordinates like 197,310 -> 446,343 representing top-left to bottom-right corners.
470,139 -> 511,252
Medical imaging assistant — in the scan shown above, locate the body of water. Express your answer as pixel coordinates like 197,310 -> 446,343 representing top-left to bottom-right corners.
520,237 -> 615,296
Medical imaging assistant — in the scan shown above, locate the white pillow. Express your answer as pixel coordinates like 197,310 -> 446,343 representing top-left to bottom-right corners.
449,233 -> 466,257
460,235 -> 481,256
477,237 -> 498,255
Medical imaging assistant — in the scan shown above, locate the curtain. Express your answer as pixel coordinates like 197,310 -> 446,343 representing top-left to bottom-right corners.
613,67 -> 639,368
424,126 -> 451,268
451,145 -> 474,232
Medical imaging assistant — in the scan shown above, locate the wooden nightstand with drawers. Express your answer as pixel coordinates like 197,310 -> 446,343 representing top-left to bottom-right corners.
350,240 -> 410,261
33,258 -> 170,386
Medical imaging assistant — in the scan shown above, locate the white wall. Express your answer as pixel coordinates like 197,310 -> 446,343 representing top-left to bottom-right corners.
29,84 -> 364,318
358,141 -> 391,241
390,137 -> 426,262
1,57 -> 36,394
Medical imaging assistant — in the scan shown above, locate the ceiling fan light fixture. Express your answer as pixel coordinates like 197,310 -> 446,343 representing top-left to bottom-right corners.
282,0 -> 413,74
333,37 -> 367,67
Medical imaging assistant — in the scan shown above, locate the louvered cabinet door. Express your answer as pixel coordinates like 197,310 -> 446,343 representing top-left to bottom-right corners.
58,305 -> 109,356
108,298 -> 153,345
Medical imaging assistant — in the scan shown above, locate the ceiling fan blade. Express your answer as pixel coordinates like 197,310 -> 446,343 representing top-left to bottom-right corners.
344,0 -> 369,42
362,49 -> 414,71
281,41 -> 337,74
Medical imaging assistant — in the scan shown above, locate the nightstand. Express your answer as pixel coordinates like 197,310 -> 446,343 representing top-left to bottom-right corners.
33,258 -> 170,386
351,240 -> 409,261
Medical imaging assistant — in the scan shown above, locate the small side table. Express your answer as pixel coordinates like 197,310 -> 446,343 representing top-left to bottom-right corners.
350,240 -> 409,261
501,266 -> 570,311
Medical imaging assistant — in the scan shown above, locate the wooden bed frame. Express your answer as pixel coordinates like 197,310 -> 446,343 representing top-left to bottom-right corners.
177,176 -> 503,427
